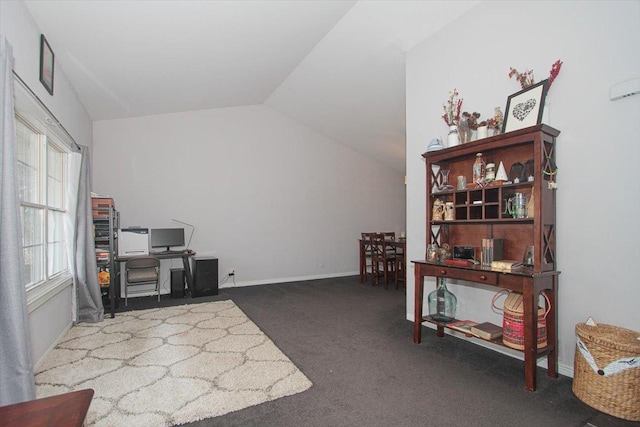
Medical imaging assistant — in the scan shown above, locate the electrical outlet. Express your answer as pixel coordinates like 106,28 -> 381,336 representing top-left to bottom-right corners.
228,269 -> 235,276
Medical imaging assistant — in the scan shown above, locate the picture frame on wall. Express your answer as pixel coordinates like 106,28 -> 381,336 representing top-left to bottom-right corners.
502,79 -> 548,133
39,34 -> 54,95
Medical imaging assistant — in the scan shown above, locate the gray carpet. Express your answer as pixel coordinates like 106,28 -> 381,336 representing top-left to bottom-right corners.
118,276 -> 638,427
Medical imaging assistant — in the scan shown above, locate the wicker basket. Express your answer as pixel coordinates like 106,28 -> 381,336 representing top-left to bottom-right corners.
573,322 -> 640,421
492,290 -> 548,350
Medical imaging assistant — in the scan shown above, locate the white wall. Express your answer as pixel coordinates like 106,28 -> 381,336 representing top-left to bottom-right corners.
29,286 -> 73,369
406,1 -> 640,376
0,0 -> 92,148
93,104 -> 406,291
1,0 -> 93,365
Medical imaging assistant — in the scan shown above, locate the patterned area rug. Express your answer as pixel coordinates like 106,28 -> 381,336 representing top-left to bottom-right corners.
35,301 -> 312,426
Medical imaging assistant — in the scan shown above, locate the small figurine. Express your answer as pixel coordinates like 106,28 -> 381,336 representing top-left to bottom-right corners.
473,153 -> 486,186
495,161 -> 509,182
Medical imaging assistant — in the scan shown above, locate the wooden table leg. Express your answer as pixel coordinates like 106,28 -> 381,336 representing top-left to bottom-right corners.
545,278 -> 558,379
413,264 -> 423,343
523,284 -> 537,391
182,255 -> 194,294
359,239 -> 365,283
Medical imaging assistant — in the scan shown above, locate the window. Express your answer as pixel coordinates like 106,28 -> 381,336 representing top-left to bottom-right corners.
16,115 -> 69,289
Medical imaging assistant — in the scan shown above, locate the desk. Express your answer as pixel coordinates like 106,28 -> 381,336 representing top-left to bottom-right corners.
110,250 -> 196,317
412,260 -> 558,391
0,389 -> 94,427
358,238 -> 405,283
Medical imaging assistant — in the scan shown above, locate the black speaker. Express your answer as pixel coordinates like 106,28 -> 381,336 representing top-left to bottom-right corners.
170,268 -> 185,299
192,257 -> 218,297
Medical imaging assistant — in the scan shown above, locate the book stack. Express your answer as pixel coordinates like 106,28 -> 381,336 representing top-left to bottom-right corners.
95,250 -> 110,262
446,320 -> 478,335
491,260 -> 522,272
481,238 -> 503,267
470,322 -> 503,340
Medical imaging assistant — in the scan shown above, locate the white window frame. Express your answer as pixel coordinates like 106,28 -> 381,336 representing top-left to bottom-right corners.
13,78 -> 78,311
17,117 -> 67,286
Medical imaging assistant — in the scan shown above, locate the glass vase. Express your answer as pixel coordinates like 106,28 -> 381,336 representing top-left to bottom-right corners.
438,169 -> 455,191
458,117 -> 470,143
428,277 -> 457,322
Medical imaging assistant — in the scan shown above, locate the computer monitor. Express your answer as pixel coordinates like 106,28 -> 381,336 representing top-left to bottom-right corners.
150,228 -> 185,252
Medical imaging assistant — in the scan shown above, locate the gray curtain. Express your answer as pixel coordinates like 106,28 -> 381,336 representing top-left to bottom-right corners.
75,145 -> 104,323
0,36 -> 36,405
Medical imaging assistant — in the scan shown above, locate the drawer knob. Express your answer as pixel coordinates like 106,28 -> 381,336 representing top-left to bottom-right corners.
479,275 -> 487,280
439,270 -> 447,275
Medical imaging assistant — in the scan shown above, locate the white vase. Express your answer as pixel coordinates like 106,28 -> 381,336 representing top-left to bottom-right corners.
477,125 -> 488,139
447,125 -> 460,147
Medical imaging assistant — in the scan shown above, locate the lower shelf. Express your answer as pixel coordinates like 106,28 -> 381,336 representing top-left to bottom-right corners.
423,316 -> 550,357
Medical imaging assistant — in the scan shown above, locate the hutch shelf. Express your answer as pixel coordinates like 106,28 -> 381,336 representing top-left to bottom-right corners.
412,124 -> 560,391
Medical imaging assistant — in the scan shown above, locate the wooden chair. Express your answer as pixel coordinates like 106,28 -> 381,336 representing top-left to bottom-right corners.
370,233 -> 396,289
382,231 -> 397,258
361,232 -> 377,283
395,251 -> 406,290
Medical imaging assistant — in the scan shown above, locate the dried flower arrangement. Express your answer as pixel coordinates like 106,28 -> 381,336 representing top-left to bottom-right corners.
463,111 -> 482,130
486,107 -> 504,132
548,60 -> 563,89
509,60 -> 563,90
508,67 -> 535,89
442,89 -> 463,126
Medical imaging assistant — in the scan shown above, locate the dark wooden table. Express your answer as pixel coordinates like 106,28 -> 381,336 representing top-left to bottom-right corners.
0,389 -> 94,427
412,260 -> 558,391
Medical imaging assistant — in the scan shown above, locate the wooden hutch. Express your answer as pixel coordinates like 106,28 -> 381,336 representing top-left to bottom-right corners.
412,124 -> 560,391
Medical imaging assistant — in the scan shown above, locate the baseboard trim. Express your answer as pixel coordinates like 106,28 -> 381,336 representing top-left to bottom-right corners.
33,322 -> 73,371
219,271 -> 359,289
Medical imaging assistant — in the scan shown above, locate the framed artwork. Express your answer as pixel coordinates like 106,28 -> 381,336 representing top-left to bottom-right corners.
502,79 -> 548,133
39,34 -> 54,95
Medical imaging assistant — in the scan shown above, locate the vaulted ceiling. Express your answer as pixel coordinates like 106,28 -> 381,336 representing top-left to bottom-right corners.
24,0 -> 480,173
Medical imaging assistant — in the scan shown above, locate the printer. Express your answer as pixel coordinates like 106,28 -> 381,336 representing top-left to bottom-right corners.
118,227 -> 149,257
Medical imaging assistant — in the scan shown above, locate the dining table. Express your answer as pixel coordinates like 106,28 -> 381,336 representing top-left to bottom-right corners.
359,237 -> 406,283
